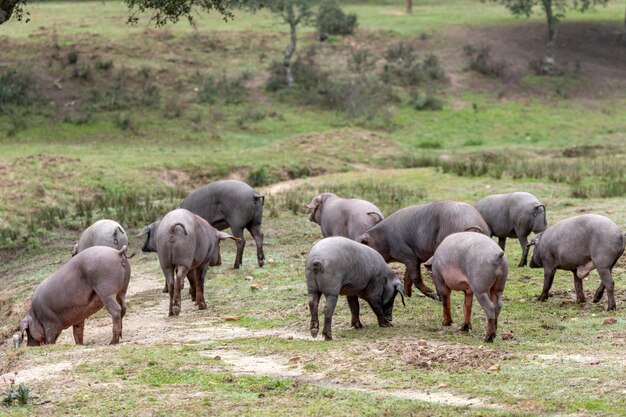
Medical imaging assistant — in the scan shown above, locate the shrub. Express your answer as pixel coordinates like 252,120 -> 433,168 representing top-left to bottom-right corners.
463,44 -> 506,77
163,98 -> 186,119
0,69 -> 40,113
67,50 -> 79,65
316,0 -> 358,36
197,72 -> 249,104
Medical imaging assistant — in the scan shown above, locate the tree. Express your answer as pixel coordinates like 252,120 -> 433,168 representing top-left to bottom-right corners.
406,0 -> 413,14
260,1 -> 316,88
487,0 -> 609,73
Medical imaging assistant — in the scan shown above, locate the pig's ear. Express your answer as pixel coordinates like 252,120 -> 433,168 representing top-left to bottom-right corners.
423,257 -> 434,271
305,196 -> 320,209
217,231 -> 239,241
136,225 -> 150,237
358,234 -> 369,245
71,243 -> 79,256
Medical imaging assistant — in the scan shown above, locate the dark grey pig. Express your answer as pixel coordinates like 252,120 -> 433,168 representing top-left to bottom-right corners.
140,180 -> 264,269
19,245 -> 131,346
306,237 -> 405,341
156,208 -> 237,316
181,179 -> 265,269
528,214 -> 625,311
72,219 -> 128,256
358,200 -> 490,299
424,232 -> 508,342
475,192 -> 546,267
306,192 -> 384,240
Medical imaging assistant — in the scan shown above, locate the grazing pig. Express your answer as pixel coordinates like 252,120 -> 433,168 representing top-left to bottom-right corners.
474,192 -> 547,267
424,232 -> 508,342
72,219 -> 128,256
306,237 -> 405,341
156,208 -> 237,316
19,246 -> 131,346
306,192 -> 384,240
358,200 -> 490,299
528,214 -> 625,311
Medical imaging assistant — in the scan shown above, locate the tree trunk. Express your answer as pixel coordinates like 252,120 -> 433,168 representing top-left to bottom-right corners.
406,0 -> 413,14
284,20 -> 297,87
541,0 -> 557,73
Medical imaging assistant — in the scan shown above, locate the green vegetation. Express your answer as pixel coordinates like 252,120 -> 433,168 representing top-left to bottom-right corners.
1,1 -> 625,416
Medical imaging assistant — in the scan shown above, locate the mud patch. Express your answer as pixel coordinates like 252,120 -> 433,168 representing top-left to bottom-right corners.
379,338 -> 506,371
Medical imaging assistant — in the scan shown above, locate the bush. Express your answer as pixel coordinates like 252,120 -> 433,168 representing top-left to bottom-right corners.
0,69 -> 40,113
463,44 -> 506,77
382,44 -> 447,87
197,72 -> 249,104
2,383 -> 31,406
316,0 -> 358,36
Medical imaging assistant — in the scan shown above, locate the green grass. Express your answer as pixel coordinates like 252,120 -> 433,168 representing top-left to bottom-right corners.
2,1 -> 626,415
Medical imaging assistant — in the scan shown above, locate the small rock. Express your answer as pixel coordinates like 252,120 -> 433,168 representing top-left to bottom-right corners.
417,340 -> 428,347
488,364 -> 500,372
519,299 -> 526,303
588,358 -> 600,365
289,356 -> 301,362
250,284 -> 262,290
287,335 -> 294,340
268,258 -> 275,265
603,317 -> 617,325
225,315 -> 239,321
607,210 -> 614,214
214,355 -> 221,360
244,276 -> 254,281
501,331 -> 514,340
437,383 -> 450,388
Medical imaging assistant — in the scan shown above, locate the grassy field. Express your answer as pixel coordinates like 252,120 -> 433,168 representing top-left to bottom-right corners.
1,1 -> 626,415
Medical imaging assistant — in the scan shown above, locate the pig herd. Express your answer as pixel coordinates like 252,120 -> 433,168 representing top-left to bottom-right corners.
17,180 -> 625,347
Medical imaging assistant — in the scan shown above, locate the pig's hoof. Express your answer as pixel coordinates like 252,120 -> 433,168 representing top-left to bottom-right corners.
442,320 -> 452,327
484,334 -> 495,343
172,306 -> 181,316
258,259 -> 265,268
310,328 -> 319,338
537,293 -> 549,302
428,292 -> 440,301
163,287 -> 169,293
323,333 -> 332,341
576,297 -> 586,304
197,302 -> 207,310
380,321 -> 393,328
109,338 -> 120,345
351,321 -> 363,329
607,304 -> 617,311
459,323 -> 472,332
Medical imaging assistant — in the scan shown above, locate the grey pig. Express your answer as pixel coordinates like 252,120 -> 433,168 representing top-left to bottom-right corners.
358,200 -> 490,299
306,192 -> 384,240
72,219 -> 128,256
140,180 -> 264,269
306,236 -> 405,341
156,208 -> 237,316
474,192 -> 546,267
528,213 -> 625,311
19,245 -> 131,346
424,232 -> 508,342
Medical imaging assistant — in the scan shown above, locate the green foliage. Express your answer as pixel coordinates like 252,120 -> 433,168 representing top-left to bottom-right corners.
0,68 -> 40,113
88,66 -> 161,111
463,44 -> 506,77
196,72 -> 250,105
316,0 -> 358,35
2,383 -> 31,406
486,0 -> 609,21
